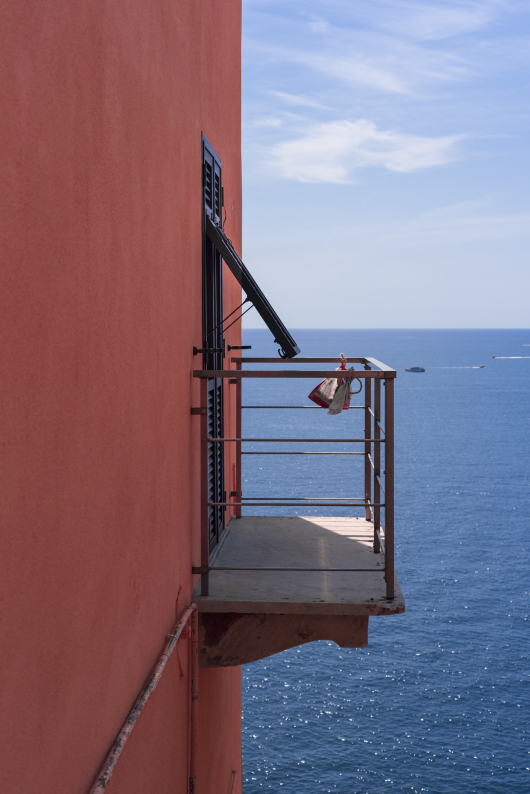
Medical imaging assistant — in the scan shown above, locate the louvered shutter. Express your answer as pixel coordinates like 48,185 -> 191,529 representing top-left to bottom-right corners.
207,378 -> 224,546
202,136 -> 225,550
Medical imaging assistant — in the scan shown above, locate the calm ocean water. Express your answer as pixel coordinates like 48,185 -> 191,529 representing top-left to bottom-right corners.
240,329 -> 529,794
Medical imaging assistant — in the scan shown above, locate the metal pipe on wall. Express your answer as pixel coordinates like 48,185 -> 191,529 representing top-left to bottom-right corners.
88,604 -> 197,794
189,609 -> 199,793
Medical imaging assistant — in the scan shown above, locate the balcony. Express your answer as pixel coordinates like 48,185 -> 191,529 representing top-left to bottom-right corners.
192,357 -> 405,668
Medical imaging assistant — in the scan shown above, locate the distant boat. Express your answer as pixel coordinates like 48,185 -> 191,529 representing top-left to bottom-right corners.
405,366 -> 425,372
480,365 -> 486,368
492,355 -> 498,358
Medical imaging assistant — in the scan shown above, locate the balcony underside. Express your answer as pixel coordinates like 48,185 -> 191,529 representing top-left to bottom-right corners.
194,516 -> 405,667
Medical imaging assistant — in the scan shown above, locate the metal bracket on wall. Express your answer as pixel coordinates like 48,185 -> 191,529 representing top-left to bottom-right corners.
193,346 -> 223,355
190,407 -> 206,416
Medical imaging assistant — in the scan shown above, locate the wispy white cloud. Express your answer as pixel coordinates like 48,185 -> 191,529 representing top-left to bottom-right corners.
360,206 -> 530,246
267,90 -> 331,109
271,119 -> 463,182
309,14 -> 330,34
244,0 -> 514,41
341,0 -> 511,41
245,193 -> 530,249
243,1 -> 527,101
292,50 -> 411,94
252,116 -> 284,127
244,33 -> 473,99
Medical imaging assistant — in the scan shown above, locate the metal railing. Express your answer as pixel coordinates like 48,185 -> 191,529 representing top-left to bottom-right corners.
192,357 -> 395,600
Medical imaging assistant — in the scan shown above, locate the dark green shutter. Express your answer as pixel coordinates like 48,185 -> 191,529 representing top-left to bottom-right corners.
202,135 -> 225,550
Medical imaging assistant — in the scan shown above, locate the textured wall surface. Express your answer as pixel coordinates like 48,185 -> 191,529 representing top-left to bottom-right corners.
0,1 -> 242,791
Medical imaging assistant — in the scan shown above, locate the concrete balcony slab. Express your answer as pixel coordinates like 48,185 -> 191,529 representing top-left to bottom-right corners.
194,516 -> 405,616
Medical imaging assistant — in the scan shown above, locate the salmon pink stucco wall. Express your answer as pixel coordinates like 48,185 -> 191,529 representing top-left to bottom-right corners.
0,1 -> 242,792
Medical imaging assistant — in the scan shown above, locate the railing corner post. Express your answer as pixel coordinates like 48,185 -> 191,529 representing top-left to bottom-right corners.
384,377 -> 394,599
373,377 -> 381,553
364,367 -> 372,522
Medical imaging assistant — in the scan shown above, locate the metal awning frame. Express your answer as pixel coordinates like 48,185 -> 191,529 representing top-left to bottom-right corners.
205,216 -> 300,359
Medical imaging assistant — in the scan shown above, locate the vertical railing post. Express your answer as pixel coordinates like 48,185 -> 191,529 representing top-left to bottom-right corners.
373,377 -> 381,553
235,362 -> 242,519
384,377 -> 394,599
200,378 -> 209,596
364,367 -> 372,522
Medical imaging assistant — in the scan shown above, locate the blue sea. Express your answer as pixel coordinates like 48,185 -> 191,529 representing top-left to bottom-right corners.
240,329 -> 529,794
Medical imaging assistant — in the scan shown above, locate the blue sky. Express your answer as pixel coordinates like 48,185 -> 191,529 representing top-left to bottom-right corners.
239,0 -> 530,328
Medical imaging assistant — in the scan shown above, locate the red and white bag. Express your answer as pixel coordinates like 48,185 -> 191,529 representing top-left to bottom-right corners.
308,357 -> 362,415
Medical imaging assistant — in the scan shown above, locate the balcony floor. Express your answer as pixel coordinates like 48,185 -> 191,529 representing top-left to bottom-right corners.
194,516 -> 405,616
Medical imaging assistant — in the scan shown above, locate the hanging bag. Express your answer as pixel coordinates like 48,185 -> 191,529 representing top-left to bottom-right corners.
308,355 -> 362,414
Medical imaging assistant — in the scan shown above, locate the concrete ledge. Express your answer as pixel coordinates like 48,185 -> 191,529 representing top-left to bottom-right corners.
199,613 -> 369,668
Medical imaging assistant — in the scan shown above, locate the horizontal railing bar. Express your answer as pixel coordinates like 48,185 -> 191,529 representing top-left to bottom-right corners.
232,357 -> 370,364
242,451 -> 364,456
242,405 -> 365,409
364,357 -> 397,373
194,370 -> 394,379
241,496 -> 366,501
230,357 -> 395,374
210,567 -> 385,572
367,408 -> 386,434
231,357 -> 396,373
369,456 -> 385,493
376,529 -> 386,555
209,438 -> 384,443
209,502 -> 385,507
243,405 -> 319,409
